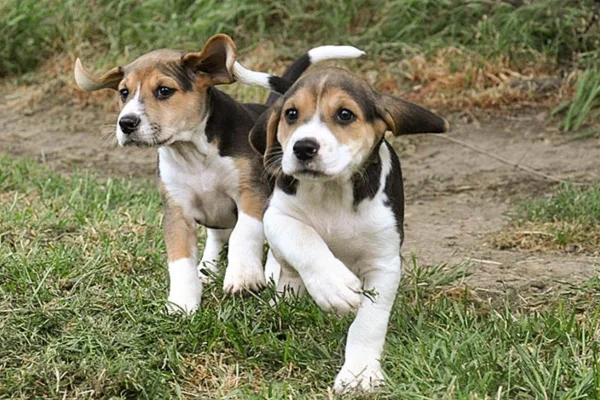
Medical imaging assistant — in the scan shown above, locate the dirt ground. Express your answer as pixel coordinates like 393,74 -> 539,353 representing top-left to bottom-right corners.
1,100 -> 598,299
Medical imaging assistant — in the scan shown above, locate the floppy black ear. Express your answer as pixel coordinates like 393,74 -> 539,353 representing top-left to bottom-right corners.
181,34 -> 237,86
249,109 -> 270,156
378,93 -> 449,135
249,99 -> 283,156
249,99 -> 284,175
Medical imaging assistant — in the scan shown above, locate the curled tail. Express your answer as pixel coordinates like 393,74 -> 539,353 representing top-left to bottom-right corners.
233,45 -> 365,106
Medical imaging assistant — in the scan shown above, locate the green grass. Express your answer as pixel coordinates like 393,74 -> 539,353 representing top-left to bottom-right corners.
517,183 -> 600,227
3,1 -> 600,133
2,155 -> 600,398
494,183 -> 600,252
2,0 -> 599,77
553,68 -> 600,136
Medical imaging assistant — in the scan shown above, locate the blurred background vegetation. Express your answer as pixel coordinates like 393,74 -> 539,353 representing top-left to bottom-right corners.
2,0 -> 599,133
3,0 -> 599,75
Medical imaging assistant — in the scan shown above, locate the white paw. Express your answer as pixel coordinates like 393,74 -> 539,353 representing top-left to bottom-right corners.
167,258 -> 202,315
166,291 -> 201,315
223,262 -> 266,294
304,259 -> 362,315
333,362 -> 384,394
197,260 -> 219,284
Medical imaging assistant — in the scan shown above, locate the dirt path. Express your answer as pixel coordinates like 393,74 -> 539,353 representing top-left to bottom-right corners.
400,112 -> 599,296
1,103 -> 598,296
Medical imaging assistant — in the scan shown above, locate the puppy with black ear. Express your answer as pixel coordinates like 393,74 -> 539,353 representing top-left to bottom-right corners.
74,34 -> 365,314
247,68 -> 448,393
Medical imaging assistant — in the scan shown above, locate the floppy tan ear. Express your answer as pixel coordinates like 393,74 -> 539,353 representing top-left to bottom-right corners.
74,58 -> 123,91
249,99 -> 283,173
182,34 -> 237,86
378,93 -> 449,135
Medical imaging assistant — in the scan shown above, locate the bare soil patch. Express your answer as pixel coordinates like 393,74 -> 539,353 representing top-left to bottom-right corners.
1,101 -> 598,299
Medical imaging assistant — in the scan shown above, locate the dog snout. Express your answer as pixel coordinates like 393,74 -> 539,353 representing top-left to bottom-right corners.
119,114 -> 141,135
293,138 -> 320,161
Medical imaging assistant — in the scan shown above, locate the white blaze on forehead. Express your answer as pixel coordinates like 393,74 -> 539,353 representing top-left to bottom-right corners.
283,112 -> 354,176
116,84 -> 147,145
119,84 -> 144,118
288,113 -> 334,144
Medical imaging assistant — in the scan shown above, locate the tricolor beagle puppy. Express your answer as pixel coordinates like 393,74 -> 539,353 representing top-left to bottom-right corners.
246,68 -> 449,392
73,34 -> 364,313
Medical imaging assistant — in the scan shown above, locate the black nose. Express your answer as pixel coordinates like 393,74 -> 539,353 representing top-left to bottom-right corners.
293,139 -> 320,161
119,114 -> 140,134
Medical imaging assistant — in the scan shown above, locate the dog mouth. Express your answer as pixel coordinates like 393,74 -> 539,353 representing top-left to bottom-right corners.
292,168 -> 331,180
121,135 -> 173,147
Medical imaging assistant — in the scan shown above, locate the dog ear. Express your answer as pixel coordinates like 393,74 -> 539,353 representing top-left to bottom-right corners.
249,99 -> 283,172
182,34 -> 237,86
74,58 -> 123,91
377,93 -> 449,135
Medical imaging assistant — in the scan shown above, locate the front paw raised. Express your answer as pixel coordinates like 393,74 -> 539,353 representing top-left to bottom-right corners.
304,259 -> 362,315
333,361 -> 384,394
223,262 -> 266,294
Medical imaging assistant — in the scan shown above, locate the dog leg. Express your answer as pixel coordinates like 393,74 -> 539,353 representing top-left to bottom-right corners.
223,186 -> 268,293
275,257 -> 305,298
223,211 -> 266,293
333,256 -> 401,393
264,249 -> 281,284
264,208 -> 362,315
163,204 -> 202,314
198,228 -> 232,283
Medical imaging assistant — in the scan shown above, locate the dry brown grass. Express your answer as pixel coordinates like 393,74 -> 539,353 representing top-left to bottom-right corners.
1,46 -> 575,117
489,220 -> 600,255
385,48 -> 573,110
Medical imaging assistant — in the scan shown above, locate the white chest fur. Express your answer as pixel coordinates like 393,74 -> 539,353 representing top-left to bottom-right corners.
269,143 -> 400,270
158,134 -> 240,229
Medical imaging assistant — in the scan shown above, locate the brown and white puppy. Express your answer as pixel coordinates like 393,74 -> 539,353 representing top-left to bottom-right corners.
74,34 -> 364,314
246,68 -> 448,393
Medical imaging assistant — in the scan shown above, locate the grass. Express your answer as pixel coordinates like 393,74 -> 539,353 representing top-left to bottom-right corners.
1,155 -> 600,398
3,0 -> 599,77
553,68 -> 600,137
492,183 -> 600,254
2,1 -> 600,111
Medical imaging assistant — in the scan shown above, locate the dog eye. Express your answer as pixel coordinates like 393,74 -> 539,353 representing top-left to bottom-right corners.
156,86 -> 175,100
284,108 -> 299,123
336,108 -> 356,124
119,88 -> 129,101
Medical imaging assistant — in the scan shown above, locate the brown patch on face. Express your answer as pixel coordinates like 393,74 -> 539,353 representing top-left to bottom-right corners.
119,63 -> 207,142
319,86 -> 385,150
233,157 -> 269,220
277,77 -> 387,166
160,183 -> 197,261
276,87 -> 317,150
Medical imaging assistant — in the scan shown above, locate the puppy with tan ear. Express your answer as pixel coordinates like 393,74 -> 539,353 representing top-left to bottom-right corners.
247,67 -> 448,393
74,34 -> 365,314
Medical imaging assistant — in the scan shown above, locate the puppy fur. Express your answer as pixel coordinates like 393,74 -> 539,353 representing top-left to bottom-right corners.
74,34 -> 364,314
247,67 -> 448,393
